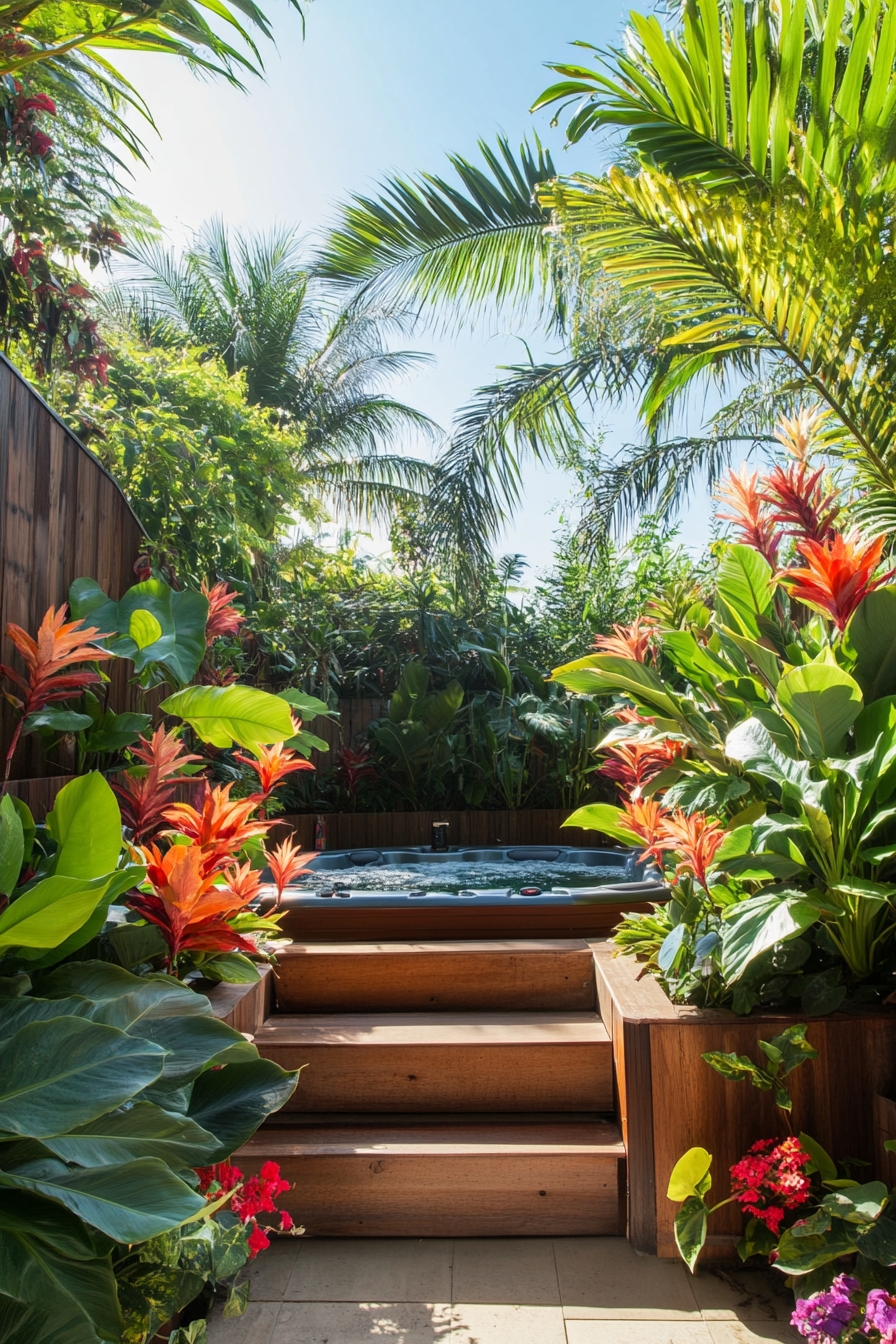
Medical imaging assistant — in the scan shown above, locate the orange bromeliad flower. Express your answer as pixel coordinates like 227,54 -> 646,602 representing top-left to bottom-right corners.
164,782 -> 273,876
267,834 -> 311,908
779,531 -> 893,631
201,580 -> 247,644
716,466 -> 781,565
220,858 -> 264,905
0,604 -> 115,773
234,740 -> 314,810
594,617 -> 656,662
600,739 -> 685,799
646,810 -> 726,890
621,798 -> 669,849
130,842 -> 257,968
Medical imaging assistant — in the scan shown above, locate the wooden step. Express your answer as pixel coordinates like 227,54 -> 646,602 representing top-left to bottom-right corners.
277,900 -> 655,943
273,939 -> 596,1012
237,1116 -> 626,1236
255,1011 -> 613,1112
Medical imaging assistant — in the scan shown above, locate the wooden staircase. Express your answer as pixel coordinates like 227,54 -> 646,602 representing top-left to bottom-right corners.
237,939 -> 626,1236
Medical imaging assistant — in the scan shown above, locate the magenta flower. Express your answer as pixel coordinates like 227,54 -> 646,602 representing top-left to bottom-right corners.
792,1276 -> 861,1344
864,1289 -> 896,1342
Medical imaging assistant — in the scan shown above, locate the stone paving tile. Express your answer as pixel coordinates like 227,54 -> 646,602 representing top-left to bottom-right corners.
282,1238 -> 454,1303
270,1300 -> 453,1343
245,1238 -> 304,1301
206,1301 -> 280,1344
691,1268 -> 795,1322
565,1322 -> 714,1344
451,1238 -> 560,1306
554,1237 -> 701,1319
707,1322 -> 800,1344
447,1303 -> 567,1343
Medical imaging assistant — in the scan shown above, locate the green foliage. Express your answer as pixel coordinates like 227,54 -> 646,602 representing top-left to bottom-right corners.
70,575 -> 209,689
161,685 -> 296,751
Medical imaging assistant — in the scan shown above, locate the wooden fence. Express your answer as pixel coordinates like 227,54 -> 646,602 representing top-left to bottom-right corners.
0,355 -> 145,778
272,808 -> 602,851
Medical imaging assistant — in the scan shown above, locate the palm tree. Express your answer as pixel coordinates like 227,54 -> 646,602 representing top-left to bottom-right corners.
317,0 -> 896,547
106,219 -> 438,525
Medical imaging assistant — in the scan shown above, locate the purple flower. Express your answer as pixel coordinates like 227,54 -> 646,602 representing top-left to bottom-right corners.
864,1289 -> 896,1342
792,1277 -> 861,1344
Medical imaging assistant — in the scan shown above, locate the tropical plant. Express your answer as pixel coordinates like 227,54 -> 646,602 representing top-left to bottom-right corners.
320,0 -> 896,548
667,1025 -> 896,1303
557,429 -> 896,1012
108,220 -> 438,527
0,672 -> 304,1343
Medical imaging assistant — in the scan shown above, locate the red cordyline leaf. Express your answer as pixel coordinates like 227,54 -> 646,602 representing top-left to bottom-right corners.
779,531 -> 893,631
716,466 -> 782,565
759,460 -> 840,543
645,810 -> 726,890
594,617 -> 655,662
112,725 -> 203,843
336,745 -> 378,795
201,581 -> 247,645
131,840 -> 262,965
600,739 -> 685,799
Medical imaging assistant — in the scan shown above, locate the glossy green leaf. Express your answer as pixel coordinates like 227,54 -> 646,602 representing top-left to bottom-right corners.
0,874 -> 116,953
855,1214 -> 896,1265
0,1225 -> 121,1341
562,803 -> 641,843
46,774 -> 122,879
24,709 -> 93,734
129,608 -> 164,650
799,1131 -> 837,1182
721,889 -> 823,981
715,545 -> 775,638
0,1016 -> 165,1135
774,1223 -> 857,1274
187,1057 -> 299,1158
277,689 -> 333,720
43,1101 -> 219,1169
2,1158 -> 207,1243
848,585 -> 896,701
0,793 -> 24,897
776,663 -> 863,758
161,684 -> 295,749
822,1181 -> 887,1224
674,1195 -> 709,1272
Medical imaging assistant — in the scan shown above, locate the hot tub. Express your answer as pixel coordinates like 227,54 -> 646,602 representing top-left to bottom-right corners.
267,845 -> 668,942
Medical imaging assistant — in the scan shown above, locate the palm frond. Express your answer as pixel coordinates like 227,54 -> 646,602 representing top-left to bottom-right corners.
316,136 -> 561,329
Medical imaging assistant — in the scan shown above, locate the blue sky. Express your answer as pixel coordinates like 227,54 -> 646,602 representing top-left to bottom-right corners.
115,0 -> 712,575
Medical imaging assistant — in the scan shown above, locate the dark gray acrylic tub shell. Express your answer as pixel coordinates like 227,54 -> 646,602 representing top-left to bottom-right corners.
269,844 -> 667,907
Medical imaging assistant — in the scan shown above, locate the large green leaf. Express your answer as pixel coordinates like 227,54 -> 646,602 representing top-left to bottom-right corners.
776,663 -> 863,758
847,586 -> 896,700
416,680 -> 464,733
552,652 -> 685,720
2,1158 -> 207,1243
0,1017 -> 165,1136
46,775 -> 122,880
0,1226 -> 120,1341
674,1195 -> 709,1272
774,1223 -> 857,1274
38,961 -> 212,1027
721,889 -> 824,981
0,875 -> 116,954
277,689 -> 333,721
161,685 -> 295,749
0,794 -> 23,898
187,1057 -> 299,1159
133,1014 -> 258,1085
562,803 -> 641,844
715,545 -> 775,639
667,1147 -> 712,1200
69,578 -> 209,687
0,1292 -> 104,1344
725,718 -> 814,798
43,1102 -> 219,1170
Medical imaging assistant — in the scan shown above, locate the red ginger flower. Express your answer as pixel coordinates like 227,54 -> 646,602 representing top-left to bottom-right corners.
600,738 -> 685,800
779,531 -> 893,631
112,725 -> 203,843
646,809 -> 726,890
594,617 -> 656,662
730,1137 -> 812,1234
201,580 -> 246,644
716,466 -> 781,566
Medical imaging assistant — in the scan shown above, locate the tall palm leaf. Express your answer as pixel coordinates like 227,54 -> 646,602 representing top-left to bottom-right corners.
112,220 -> 439,523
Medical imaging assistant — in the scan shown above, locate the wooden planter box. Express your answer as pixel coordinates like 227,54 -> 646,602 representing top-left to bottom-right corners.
594,943 -> 896,1260
201,965 -> 273,1036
